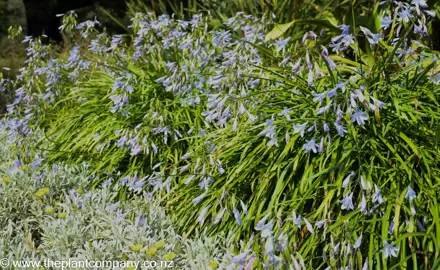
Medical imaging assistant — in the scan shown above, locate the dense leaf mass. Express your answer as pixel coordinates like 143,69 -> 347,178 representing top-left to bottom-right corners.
2,0 -> 440,268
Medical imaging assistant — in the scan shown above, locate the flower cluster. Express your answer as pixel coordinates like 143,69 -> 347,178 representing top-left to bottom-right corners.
1,0 -> 440,268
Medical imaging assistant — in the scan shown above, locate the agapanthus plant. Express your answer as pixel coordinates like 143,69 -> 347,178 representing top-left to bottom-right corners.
2,0 -> 440,268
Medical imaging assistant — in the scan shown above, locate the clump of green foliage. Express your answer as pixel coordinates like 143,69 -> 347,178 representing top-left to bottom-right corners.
2,0 -> 440,269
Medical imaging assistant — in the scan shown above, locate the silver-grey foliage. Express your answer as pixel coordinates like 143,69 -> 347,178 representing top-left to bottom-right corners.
0,130 -> 241,269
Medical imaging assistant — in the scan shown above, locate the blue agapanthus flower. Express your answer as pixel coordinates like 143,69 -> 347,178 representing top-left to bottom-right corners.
351,108 -> 368,125
303,136 -> 317,153
381,241 -> 400,258
381,16 -> 393,30
340,192 -> 355,210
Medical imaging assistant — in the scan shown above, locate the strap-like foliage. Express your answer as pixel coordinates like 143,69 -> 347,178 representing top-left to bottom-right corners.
2,1 -> 440,268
